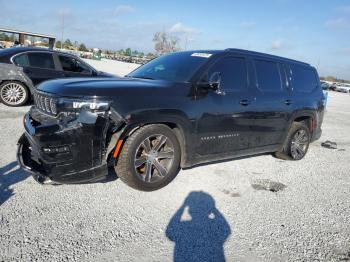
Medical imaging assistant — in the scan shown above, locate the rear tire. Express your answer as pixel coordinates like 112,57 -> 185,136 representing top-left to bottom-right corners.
275,122 -> 311,160
115,125 -> 181,191
0,81 -> 29,107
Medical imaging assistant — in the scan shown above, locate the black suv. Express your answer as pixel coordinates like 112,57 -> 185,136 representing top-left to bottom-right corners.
17,49 -> 325,191
0,47 -> 112,106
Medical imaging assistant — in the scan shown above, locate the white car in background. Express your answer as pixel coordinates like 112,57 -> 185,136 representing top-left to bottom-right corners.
335,83 -> 350,93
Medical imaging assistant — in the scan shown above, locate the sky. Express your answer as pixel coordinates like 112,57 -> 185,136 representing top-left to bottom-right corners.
1,0 -> 350,79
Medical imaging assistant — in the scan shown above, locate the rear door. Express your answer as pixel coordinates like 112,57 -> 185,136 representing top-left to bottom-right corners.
248,58 -> 293,148
57,55 -> 93,78
22,52 -> 63,85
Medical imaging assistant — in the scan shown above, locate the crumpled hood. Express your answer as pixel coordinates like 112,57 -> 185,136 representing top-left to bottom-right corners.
36,77 -> 174,98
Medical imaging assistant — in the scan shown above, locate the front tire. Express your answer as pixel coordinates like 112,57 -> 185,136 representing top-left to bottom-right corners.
0,81 -> 29,107
115,125 -> 181,191
275,122 -> 311,160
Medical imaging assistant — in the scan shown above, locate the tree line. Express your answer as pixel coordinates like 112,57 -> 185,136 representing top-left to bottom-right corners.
0,33 -> 16,42
55,39 -> 155,58
8,30 -> 349,82
1,30 -> 180,58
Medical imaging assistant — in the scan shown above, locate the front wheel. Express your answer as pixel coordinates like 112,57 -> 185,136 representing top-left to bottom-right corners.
275,122 -> 311,160
115,125 -> 181,191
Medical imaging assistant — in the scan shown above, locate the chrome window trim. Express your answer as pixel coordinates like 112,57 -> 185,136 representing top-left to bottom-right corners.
11,51 -> 57,71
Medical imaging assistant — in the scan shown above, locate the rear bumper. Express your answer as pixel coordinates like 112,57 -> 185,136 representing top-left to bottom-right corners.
17,109 -> 110,184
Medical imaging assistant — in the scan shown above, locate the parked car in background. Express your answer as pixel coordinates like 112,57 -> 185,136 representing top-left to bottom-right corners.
17,49 -> 325,191
328,83 -> 337,91
320,81 -> 330,90
335,83 -> 350,93
320,81 -> 338,91
0,47 -> 114,106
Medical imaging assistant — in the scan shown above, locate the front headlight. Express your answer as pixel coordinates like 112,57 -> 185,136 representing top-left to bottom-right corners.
72,101 -> 110,110
57,98 -> 111,113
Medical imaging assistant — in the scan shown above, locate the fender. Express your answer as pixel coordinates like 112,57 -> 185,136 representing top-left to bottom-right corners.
280,109 -> 316,148
109,108 -> 195,168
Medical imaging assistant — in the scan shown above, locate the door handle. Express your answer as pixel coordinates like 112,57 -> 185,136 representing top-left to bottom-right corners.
240,100 -> 250,106
284,99 -> 292,105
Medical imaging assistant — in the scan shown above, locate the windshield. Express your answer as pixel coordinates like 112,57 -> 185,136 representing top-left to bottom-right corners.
127,52 -> 212,82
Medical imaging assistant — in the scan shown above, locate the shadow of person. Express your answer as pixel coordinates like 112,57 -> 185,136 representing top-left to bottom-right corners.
166,191 -> 231,262
0,161 -> 30,206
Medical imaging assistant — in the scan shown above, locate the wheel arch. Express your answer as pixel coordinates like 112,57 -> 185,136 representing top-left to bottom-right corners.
0,63 -> 35,95
279,111 -> 316,148
110,120 -> 191,168
291,110 -> 318,134
1,78 -> 31,87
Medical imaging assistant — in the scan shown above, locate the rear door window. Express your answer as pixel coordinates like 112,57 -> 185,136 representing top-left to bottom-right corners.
255,60 -> 282,92
207,57 -> 248,92
12,53 -> 29,67
290,64 -> 318,93
27,52 -> 55,70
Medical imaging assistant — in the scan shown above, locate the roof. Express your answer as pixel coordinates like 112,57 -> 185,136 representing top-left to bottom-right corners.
173,49 -> 309,66
0,47 -> 82,62
225,48 -> 309,65
0,28 -> 55,39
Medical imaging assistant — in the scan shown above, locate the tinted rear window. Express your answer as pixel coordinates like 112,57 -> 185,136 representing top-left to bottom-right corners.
28,52 -> 55,69
255,60 -> 282,92
13,53 -> 29,67
291,64 -> 318,93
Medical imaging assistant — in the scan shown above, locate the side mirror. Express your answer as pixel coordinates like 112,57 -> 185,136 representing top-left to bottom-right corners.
209,72 -> 225,95
209,72 -> 221,90
197,72 -> 225,95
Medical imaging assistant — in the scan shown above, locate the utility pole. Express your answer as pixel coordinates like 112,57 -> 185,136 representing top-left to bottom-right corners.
61,12 -> 64,49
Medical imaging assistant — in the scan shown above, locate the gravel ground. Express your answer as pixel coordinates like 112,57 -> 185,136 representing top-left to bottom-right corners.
0,60 -> 349,261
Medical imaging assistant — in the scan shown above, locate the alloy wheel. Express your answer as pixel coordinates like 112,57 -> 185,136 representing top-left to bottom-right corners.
134,134 -> 175,183
0,82 -> 26,106
290,129 -> 309,160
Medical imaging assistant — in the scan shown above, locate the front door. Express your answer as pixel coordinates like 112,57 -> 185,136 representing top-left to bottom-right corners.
57,55 -> 93,78
195,56 -> 255,156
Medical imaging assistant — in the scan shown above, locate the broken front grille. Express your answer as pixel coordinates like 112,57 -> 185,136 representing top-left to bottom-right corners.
34,92 -> 57,115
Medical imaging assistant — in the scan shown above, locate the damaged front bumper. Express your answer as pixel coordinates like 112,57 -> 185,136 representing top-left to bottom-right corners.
17,107 -> 121,184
